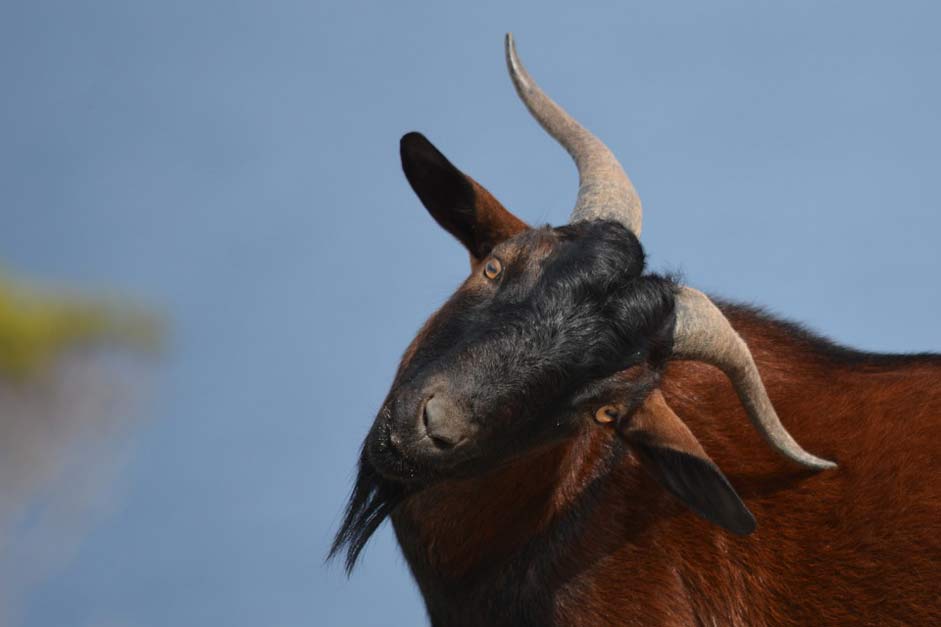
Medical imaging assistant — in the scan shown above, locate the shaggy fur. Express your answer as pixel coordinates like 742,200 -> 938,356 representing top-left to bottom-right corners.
331,133 -> 941,626
337,306 -> 941,626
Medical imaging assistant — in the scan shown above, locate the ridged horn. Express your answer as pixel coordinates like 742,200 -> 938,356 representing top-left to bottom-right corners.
672,287 -> 837,470
505,33 -> 643,235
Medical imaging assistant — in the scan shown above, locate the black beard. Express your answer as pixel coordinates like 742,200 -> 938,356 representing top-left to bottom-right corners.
329,448 -> 407,573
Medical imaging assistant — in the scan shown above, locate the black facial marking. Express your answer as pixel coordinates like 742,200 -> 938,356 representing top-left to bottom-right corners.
333,220 -> 678,569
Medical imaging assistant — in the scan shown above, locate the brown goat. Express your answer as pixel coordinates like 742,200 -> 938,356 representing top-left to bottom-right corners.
333,35 -> 941,626
392,312 -> 941,625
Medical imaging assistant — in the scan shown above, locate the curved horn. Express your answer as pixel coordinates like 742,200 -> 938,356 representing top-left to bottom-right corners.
505,33 -> 642,235
672,287 -> 837,470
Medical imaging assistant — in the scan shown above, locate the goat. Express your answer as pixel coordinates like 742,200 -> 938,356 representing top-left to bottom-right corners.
331,35 -> 941,626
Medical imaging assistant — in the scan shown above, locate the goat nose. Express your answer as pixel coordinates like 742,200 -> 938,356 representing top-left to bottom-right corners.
422,395 -> 470,448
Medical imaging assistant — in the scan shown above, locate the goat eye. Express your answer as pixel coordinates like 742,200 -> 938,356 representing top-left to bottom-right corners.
594,405 -> 620,424
483,259 -> 503,280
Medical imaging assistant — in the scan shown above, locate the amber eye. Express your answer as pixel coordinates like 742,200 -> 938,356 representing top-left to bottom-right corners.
483,258 -> 503,280
594,405 -> 620,425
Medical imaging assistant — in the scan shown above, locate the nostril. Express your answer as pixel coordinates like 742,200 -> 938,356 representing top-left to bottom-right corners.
422,395 -> 463,448
421,395 -> 434,431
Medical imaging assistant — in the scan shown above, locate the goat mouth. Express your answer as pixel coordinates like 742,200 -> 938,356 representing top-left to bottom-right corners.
366,431 -> 422,483
365,418 -> 477,485
364,419 -> 434,483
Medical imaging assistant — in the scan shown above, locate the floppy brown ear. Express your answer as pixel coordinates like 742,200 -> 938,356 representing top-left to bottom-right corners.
400,132 -> 528,263
618,390 -> 756,536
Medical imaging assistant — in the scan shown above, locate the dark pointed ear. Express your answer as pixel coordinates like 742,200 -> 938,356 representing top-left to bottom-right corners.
400,132 -> 528,263
618,390 -> 756,536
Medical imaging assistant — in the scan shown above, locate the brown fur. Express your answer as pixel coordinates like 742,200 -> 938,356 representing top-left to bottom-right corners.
394,310 -> 941,625
384,136 -> 940,625
466,176 -> 527,263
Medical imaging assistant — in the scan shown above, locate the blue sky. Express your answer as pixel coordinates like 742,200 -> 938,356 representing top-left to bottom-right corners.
0,1 -> 939,625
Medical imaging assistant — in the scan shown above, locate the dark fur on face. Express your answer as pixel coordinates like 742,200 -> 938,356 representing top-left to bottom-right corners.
331,220 -> 678,571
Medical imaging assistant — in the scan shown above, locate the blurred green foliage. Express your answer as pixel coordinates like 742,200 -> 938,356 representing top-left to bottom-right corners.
0,273 -> 162,379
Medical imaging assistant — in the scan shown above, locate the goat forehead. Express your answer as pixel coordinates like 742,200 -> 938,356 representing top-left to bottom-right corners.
496,225 -> 628,280
491,227 -> 558,267
474,226 -> 636,306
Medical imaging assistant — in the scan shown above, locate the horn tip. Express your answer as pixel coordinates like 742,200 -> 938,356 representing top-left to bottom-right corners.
505,33 -> 518,62
504,32 -> 526,89
808,457 -> 838,471
783,445 -> 838,471
504,32 -> 515,60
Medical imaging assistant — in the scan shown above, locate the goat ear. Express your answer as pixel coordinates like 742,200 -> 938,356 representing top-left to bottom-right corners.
619,390 -> 756,536
400,132 -> 527,263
